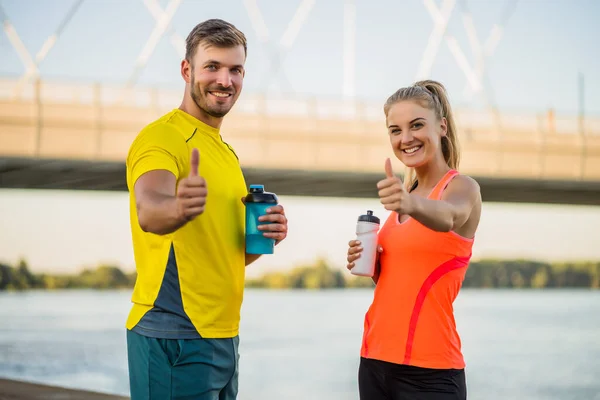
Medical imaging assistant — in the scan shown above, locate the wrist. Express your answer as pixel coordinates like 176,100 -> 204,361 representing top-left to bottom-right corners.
170,196 -> 187,226
404,193 -> 419,216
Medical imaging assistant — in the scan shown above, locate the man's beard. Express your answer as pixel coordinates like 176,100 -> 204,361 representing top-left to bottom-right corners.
190,75 -> 233,119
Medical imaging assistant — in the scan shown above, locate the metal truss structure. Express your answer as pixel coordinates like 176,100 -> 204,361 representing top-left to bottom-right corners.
416,0 -> 518,139
0,0 -> 84,97
2,0 -> 517,104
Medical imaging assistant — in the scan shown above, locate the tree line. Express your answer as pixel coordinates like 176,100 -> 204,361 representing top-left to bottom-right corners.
246,258 -> 600,289
0,259 -> 136,291
1,258 -> 599,291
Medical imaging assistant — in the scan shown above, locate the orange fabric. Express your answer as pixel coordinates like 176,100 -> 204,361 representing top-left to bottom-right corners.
360,169 -> 474,370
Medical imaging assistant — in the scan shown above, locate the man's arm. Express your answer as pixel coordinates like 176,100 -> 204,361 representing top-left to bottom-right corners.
245,253 -> 262,266
134,148 -> 207,235
135,170 -> 185,235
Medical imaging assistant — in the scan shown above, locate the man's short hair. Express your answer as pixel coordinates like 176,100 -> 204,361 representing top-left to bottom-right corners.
185,19 -> 247,61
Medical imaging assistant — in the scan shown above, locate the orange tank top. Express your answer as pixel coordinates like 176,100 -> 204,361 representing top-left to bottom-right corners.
360,169 -> 474,370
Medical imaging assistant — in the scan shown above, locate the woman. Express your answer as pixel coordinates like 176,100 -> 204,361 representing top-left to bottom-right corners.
346,80 -> 482,400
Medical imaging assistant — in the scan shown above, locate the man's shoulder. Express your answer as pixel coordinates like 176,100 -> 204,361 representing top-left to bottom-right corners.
137,110 -> 183,140
128,110 -> 188,152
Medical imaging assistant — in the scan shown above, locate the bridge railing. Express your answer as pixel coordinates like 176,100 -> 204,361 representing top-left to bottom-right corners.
1,77 -> 599,182
3,78 -> 600,130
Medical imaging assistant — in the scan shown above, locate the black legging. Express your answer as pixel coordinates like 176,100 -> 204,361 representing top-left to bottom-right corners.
358,357 -> 467,400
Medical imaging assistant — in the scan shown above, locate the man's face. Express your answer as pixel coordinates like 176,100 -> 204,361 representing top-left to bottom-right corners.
187,44 -> 246,118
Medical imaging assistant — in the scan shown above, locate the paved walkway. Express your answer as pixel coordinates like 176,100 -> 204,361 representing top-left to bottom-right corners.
0,378 -> 128,400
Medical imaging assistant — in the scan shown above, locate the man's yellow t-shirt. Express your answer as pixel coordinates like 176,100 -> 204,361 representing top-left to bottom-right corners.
125,108 -> 247,339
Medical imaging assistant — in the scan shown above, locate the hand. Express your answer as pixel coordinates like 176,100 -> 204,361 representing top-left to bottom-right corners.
346,240 -> 383,271
176,148 -> 207,222
377,158 -> 414,215
257,205 -> 288,245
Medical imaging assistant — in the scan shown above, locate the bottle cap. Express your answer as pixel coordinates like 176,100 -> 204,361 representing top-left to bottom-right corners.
245,184 -> 278,204
358,210 -> 380,224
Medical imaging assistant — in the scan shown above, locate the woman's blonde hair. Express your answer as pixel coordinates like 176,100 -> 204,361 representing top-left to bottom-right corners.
383,80 -> 460,189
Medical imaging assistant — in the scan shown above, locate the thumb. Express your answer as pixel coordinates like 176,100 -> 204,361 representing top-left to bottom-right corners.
384,158 -> 394,179
189,148 -> 200,177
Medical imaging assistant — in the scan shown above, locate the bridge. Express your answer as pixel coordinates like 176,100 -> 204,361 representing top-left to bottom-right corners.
1,0 -> 599,205
1,77 -> 600,205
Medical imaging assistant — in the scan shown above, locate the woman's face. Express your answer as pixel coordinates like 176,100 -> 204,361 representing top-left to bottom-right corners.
386,100 -> 447,168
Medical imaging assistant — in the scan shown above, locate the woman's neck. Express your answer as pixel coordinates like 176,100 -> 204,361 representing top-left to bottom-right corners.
414,155 -> 451,191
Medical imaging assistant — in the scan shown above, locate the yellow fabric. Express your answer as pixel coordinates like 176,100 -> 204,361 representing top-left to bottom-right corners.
125,109 -> 247,338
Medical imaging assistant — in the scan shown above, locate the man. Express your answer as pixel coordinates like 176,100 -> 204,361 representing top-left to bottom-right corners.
125,19 -> 288,399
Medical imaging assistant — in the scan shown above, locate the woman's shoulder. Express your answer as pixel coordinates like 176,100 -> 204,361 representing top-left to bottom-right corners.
446,173 -> 481,200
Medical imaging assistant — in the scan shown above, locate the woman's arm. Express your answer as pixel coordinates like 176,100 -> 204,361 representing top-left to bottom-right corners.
378,158 -> 481,236
409,175 -> 481,233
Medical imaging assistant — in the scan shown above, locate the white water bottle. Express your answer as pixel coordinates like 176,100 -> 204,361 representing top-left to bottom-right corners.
351,210 -> 381,277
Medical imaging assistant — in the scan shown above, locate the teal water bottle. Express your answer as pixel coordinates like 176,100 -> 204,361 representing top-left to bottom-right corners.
244,184 -> 279,255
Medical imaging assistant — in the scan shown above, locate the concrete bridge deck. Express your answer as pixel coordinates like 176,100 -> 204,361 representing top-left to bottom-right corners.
1,78 -> 599,204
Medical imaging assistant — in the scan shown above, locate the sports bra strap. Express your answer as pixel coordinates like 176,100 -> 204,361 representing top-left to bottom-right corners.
429,170 -> 459,200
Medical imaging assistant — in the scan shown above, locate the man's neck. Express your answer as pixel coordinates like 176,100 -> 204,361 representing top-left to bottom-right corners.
179,100 -> 223,130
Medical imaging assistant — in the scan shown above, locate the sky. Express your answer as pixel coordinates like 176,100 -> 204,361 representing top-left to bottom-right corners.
1,0 -> 599,113
0,0 -> 599,276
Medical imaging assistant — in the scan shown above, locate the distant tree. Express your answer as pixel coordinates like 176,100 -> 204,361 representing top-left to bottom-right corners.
16,258 -> 38,288
346,276 -> 375,288
264,272 -> 290,289
78,265 -> 131,289
531,268 -> 549,289
0,263 -> 11,290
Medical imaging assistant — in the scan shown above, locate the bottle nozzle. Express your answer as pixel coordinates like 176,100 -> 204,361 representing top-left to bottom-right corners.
358,210 -> 380,224
249,184 -> 265,193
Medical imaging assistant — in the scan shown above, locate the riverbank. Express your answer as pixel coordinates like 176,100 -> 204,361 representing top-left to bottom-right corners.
1,257 -> 599,290
0,378 -> 128,400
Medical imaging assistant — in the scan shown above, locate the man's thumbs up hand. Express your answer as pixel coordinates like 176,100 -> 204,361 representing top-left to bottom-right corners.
189,148 -> 200,177
176,148 -> 207,222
